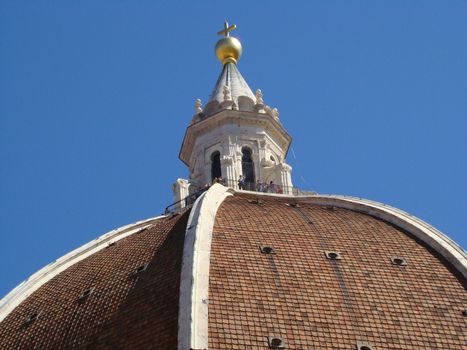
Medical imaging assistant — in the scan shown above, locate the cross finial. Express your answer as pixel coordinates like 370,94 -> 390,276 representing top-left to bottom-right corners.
217,20 -> 237,37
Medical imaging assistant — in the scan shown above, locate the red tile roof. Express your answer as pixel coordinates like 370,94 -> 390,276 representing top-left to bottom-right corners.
0,211 -> 189,349
208,193 -> 466,349
0,190 -> 465,349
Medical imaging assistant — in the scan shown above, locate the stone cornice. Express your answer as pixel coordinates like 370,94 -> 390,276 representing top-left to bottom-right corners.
179,110 -> 292,166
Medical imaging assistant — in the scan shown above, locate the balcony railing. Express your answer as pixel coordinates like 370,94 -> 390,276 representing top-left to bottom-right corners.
165,178 -> 316,214
216,178 -> 315,196
164,187 -> 208,214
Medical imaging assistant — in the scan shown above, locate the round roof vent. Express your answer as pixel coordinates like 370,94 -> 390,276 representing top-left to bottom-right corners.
267,336 -> 285,349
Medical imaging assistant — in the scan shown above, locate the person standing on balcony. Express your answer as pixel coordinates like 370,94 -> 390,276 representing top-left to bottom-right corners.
238,175 -> 246,190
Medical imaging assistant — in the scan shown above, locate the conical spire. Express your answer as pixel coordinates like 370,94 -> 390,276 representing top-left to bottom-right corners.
203,62 -> 256,116
194,21 -> 280,120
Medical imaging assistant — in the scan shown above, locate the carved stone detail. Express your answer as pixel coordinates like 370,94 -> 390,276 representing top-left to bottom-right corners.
264,105 -> 280,121
271,108 -> 279,120
260,158 -> 274,168
255,89 -> 264,104
278,162 -> 292,172
220,156 -> 233,165
223,85 -> 232,102
194,99 -> 203,114
179,109 -> 293,189
254,89 -> 265,113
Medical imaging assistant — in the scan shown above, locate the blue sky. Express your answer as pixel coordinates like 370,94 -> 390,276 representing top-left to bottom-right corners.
0,1 -> 465,298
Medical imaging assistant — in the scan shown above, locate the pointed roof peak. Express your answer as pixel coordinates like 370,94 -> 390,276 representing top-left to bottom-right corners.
203,62 -> 256,116
191,22 -> 280,121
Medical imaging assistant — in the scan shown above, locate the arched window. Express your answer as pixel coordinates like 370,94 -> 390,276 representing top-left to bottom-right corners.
211,151 -> 221,181
241,147 -> 255,186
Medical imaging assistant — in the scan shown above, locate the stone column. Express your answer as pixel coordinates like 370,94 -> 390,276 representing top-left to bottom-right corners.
172,178 -> 190,210
227,137 -> 239,188
278,163 -> 293,195
258,140 -> 267,183
258,140 -> 267,165
221,156 -> 235,188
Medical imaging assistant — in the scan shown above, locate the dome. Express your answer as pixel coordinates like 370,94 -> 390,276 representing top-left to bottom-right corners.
0,213 -> 190,349
0,185 -> 465,349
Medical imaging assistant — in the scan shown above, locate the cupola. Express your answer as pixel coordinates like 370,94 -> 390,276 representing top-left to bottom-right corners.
174,22 -> 293,207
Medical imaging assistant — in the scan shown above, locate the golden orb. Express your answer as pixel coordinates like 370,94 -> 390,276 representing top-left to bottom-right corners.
215,36 -> 242,65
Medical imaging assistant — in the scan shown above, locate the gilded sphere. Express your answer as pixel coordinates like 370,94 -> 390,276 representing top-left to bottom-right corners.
215,36 -> 242,64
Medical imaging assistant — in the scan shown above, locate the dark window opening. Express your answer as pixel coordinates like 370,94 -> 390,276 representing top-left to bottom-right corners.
285,203 -> 300,208
133,263 -> 148,276
390,256 -> 407,266
260,245 -> 275,254
357,343 -> 374,350
23,312 -> 40,327
325,251 -> 342,260
241,147 -> 255,184
78,287 -> 94,303
267,336 -> 285,349
211,151 -> 221,181
26,313 -> 38,323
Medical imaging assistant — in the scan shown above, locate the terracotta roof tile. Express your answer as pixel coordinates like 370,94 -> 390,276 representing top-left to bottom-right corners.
0,211 -> 189,349
208,193 -> 466,349
1,190 -> 465,349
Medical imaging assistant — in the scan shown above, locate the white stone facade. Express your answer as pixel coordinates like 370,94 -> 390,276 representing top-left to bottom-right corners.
178,109 -> 293,196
